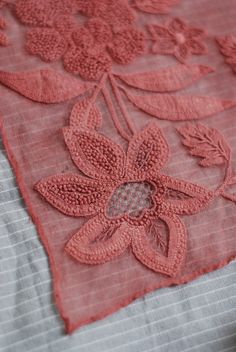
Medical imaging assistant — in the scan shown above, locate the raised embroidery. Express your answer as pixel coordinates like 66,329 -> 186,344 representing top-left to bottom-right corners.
0,0 -> 236,334
0,0 -> 235,279
15,0 -> 145,80
148,17 -> 207,63
216,35 -> 236,73
0,67 -> 235,123
35,123 -> 214,277
178,123 -> 236,204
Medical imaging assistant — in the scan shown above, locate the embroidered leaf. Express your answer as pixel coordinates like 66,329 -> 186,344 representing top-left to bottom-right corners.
216,35 -> 236,73
134,0 -> 181,14
125,91 -> 236,121
70,99 -> 102,130
117,65 -> 214,92
177,123 -> 231,166
63,127 -> 125,180
0,69 -> 91,103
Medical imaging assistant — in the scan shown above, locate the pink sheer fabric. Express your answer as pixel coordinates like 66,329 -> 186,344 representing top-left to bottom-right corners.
0,0 -> 236,333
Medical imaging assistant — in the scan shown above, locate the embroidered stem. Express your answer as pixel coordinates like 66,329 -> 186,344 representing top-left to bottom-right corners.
91,73 -> 108,104
82,73 -> 108,126
215,158 -> 232,197
109,73 -> 136,135
102,86 -> 131,141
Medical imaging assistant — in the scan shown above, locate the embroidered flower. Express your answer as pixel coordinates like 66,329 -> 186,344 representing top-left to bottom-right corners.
63,20 -> 145,79
216,35 -> 236,73
148,17 -> 207,63
35,123 -> 213,277
15,0 -> 145,80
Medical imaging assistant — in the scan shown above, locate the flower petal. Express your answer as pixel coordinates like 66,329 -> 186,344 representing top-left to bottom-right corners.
108,28 -> 145,64
35,173 -> 109,217
63,47 -> 112,81
65,215 -> 132,264
63,127 -> 125,180
189,39 -> 207,55
174,44 -> 189,63
127,122 -> 169,177
187,27 -> 205,39
148,24 -> 173,40
168,17 -> 187,33
26,28 -> 67,62
152,38 -> 176,55
131,214 -> 187,276
161,175 -> 214,215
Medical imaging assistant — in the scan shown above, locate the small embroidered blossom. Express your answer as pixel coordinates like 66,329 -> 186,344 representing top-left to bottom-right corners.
63,20 -> 145,79
35,123 -> 213,277
15,0 -> 145,80
148,17 -> 207,63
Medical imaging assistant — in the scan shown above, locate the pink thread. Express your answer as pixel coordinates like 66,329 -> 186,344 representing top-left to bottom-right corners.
177,123 -> 231,167
0,69 -> 92,103
116,64 -> 214,92
216,35 -> 236,73
35,123 -> 214,277
122,88 -> 236,121
148,17 -> 207,63
15,0 -> 145,81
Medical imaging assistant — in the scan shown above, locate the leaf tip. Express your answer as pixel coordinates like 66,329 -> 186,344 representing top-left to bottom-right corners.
199,65 -> 215,75
222,99 -> 236,109
34,179 -> 46,195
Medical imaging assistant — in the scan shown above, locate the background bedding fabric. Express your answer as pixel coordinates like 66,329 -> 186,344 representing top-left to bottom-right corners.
0,0 -> 236,351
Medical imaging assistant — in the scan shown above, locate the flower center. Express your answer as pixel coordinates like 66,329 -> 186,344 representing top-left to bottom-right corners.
175,32 -> 186,44
106,181 -> 154,219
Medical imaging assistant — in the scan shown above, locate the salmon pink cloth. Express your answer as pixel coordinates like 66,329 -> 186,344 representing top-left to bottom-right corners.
0,0 -> 236,333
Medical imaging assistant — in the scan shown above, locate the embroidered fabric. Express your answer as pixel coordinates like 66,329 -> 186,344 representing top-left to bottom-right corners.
0,0 -> 236,333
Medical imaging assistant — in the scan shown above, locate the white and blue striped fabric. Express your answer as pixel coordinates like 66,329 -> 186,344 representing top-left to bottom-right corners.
0,138 -> 236,352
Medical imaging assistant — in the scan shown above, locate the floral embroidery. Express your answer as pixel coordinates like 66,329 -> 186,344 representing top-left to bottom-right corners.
177,123 -> 230,167
35,123 -> 214,277
15,0 -> 145,80
216,35 -> 236,73
0,0 -> 236,333
178,123 -> 236,204
13,1 -> 210,79
0,0 -> 9,47
148,17 -> 207,63
0,0 -> 235,284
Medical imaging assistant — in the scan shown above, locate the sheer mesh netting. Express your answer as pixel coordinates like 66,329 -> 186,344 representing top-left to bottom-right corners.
0,0 -> 236,333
